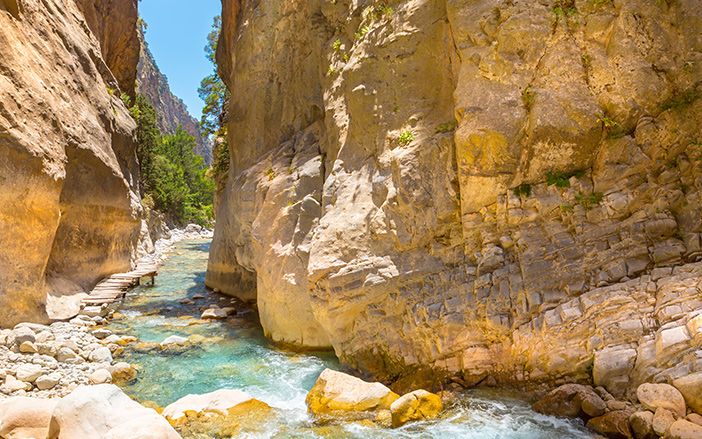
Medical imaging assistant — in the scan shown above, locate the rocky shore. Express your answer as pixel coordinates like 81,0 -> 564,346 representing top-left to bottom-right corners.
0,225 -> 210,401
533,382 -> 702,439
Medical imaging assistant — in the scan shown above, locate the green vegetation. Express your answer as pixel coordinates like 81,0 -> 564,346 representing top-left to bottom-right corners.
553,0 -> 577,17
265,167 -> 276,181
370,3 -> 394,20
332,39 -> 342,52
199,15 -> 230,192
546,169 -> 584,188
130,96 -> 214,226
575,191 -> 604,210
397,130 -> 415,146
597,112 -> 625,138
435,121 -> 457,134
355,24 -> 371,41
660,87 -> 701,112
513,184 -> 532,198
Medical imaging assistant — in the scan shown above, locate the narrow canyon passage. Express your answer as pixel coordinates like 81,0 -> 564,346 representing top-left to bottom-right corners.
104,238 -> 592,438
2,0 -> 702,438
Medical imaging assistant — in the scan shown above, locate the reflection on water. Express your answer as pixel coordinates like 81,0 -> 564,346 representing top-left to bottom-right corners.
107,240 -> 593,438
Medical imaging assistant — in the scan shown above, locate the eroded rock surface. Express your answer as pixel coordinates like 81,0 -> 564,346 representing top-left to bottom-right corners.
0,0 -> 142,326
209,0 -> 702,392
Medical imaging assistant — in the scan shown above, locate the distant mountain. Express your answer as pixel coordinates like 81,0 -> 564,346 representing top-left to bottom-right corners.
136,34 -> 212,164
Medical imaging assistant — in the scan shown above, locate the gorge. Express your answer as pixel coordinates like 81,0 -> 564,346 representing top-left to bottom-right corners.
1,0 -> 702,438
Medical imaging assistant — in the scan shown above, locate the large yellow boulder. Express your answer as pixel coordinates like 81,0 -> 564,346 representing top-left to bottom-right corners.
306,369 -> 399,417
162,389 -> 270,425
390,389 -> 443,427
162,389 -> 272,437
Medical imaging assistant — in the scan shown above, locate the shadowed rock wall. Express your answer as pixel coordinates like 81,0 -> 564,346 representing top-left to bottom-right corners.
0,0 -> 141,325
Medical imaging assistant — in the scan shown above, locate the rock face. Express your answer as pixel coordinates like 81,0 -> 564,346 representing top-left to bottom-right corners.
209,0 -> 702,390
0,0 -> 142,326
137,31 -> 212,164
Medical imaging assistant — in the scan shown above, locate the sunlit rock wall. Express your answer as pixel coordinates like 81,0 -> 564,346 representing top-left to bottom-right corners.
0,0 -> 141,325
210,0 -> 702,395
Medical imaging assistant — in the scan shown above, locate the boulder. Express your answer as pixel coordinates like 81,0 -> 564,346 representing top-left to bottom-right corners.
306,369 -> 400,416
653,407 -> 676,437
91,329 -> 112,340
13,327 -> 35,345
162,389 -> 269,424
389,389 -> 443,427
2,375 -> 33,393
637,383 -> 687,417
88,346 -> 113,364
160,335 -> 189,347
88,369 -> 113,384
533,384 -> 606,418
629,411 -> 655,439
36,373 -> 61,390
47,384 -> 180,438
201,307 -> 228,319
0,397 -> 57,439
673,373 -> 702,415
686,413 -> 702,427
586,410 -> 634,439
665,419 -> 702,439
108,362 -> 138,383
15,364 -> 43,383
56,347 -> 81,363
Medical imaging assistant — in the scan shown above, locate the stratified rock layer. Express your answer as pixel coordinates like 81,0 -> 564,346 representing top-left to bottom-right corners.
209,0 -> 702,392
0,0 -> 141,325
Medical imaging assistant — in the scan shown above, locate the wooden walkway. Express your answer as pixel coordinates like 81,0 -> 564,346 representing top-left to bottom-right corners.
81,263 -> 158,308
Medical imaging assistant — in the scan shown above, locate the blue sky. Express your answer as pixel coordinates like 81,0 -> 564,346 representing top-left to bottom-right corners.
139,0 -> 220,118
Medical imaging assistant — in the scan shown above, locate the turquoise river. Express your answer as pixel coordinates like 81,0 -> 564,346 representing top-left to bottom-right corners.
106,239 -> 594,438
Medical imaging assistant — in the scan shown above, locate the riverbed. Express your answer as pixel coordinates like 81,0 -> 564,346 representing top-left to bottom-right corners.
106,239 -> 593,438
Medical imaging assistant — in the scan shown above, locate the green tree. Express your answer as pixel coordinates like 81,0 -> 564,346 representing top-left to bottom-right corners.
130,96 -> 214,226
130,94 -> 160,195
199,15 -> 230,190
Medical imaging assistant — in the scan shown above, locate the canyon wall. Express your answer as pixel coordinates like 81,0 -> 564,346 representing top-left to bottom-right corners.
137,33 -> 212,164
210,0 -> 702,396
0,0 -> 142,325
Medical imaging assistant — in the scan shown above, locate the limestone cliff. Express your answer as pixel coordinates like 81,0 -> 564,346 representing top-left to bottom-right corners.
209,0 -> 702,396
0,0 -> 141,325
137,34 -> 212,164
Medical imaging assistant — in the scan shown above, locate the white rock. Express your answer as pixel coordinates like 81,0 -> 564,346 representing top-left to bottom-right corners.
201,307 -> 228,319
2,375 -> 33,393
13,326 -> 35,345
88,369 -> 112,384
47,384 -> 180,438
55,347 -> 81,363
160,335 -> 188,347
88,347 -> 113,364
35,372 -> 61,390
15,364 -> 43,383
